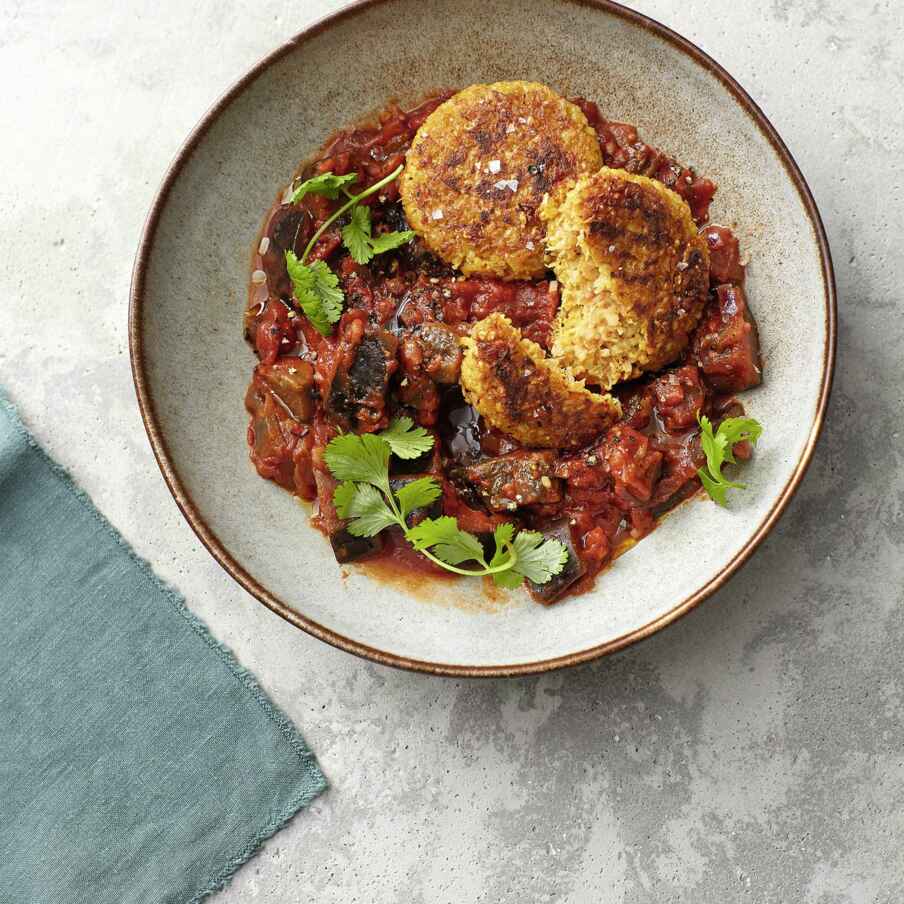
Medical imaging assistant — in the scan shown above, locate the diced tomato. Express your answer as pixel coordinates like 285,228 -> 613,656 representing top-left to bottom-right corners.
601,426 -> 663,504
692,284 -> 763,392
650,364 -> 705,433
704,225 -> 745,285
254,300 -> 297,365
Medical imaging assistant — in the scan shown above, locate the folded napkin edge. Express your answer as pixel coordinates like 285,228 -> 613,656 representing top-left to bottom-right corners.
188,776 -> 326,904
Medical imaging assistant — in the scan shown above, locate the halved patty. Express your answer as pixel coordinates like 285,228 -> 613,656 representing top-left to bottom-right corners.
400,81 -> 602,280
541,167 -> 710,389
459,313 -> 621,449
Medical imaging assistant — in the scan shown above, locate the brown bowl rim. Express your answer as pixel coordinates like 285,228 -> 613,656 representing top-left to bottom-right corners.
129,0 -> 837,677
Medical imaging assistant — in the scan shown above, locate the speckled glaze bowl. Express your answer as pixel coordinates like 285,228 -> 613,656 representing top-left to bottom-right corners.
130,0 -> 835,676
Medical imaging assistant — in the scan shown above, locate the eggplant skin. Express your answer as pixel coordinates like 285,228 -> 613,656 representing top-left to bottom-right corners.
326,330 -> 398,432
329,529 -> 383,564
526,520 -> 586,604
465,451 -> 562,513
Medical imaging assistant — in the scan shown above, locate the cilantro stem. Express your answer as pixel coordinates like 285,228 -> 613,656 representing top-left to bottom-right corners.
324,425 -> 567,587
416,545 -> 518,578
300,163 -> 405,265
377,477 -> 518,577
379,476 -> 405,523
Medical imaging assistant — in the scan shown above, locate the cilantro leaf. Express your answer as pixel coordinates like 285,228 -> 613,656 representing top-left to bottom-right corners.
379,417 -> 435,459
290,171 -> 358,203
369,229 -> 416,255
487,524 -> 567,589
508,531 -> 569,585
490,523 -> 515,562
406,516 -> 487,566
394,477 -> 442,522
696,413 -> 763,506
323,433 -> 391,486
340,483 -> 398,537
285,253 -> 344,336
488,524 -> 523,588
714,416 -> 763,465
404,515 -> 454,551
341,204 -> 374,265
332,480 -> 358,519
340,204 -> 414,264
698,414 -> 726,482
286,168 -> 412,337
698,468 -> 743,507
305,260 -> 343,317
492,569 -> 525,590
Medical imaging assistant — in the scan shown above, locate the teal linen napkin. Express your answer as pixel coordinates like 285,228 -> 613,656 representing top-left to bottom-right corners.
0,392 -> 326,904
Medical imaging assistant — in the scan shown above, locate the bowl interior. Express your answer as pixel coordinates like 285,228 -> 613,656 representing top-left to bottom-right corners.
135,0 -> 831,672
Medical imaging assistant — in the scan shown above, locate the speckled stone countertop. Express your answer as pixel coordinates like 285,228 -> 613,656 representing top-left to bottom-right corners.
2,1 -> 902,900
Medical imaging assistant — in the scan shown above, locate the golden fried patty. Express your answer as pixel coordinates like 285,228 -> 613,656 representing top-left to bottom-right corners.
459,313 -> 621,449
400,81 -> 602,280
541,167 -> 710,389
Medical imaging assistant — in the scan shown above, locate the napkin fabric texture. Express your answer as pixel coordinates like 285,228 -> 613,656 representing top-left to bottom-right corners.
0,392 -> 326,904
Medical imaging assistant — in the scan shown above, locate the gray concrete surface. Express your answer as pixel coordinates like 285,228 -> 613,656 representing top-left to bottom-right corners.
2,0 -> 902,900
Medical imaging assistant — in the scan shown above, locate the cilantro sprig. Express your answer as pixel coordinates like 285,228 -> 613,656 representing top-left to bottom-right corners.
697,413 -> 763,506
284,256 -> 343,336
283,165 -> 414,336
290,171 -> 358,202
324,419 -> 568,588
341,204 -> 415,265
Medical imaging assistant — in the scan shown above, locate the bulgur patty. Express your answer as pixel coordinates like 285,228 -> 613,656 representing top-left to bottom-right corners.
541,167 -> 710,389
400,81 -> 602,280
460,313 -> 621,449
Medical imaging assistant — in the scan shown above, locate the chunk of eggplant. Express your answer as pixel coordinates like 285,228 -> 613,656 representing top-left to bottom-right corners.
400,323 -> 463,385
261,206 -> 313,299
526,520 -> 586,605
389,444 -> 435,476
256,358 -> 315,422
465,452 -> 562,512
329,528 -> 383,564
327,330 -> 398,430
692,284 -> 762,393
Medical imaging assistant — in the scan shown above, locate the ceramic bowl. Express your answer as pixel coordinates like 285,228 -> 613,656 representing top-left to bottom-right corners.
130,0 -> 835,675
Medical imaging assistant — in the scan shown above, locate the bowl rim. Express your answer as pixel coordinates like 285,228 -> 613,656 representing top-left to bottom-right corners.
129,0 -> 837,677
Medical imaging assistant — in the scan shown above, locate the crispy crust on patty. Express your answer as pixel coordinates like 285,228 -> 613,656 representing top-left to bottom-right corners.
400,81 -> 602,280
542,167 -> 710,389
459,313 -> 622,449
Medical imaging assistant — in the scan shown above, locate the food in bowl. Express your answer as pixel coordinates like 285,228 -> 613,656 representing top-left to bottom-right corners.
243,81 -> 763,604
